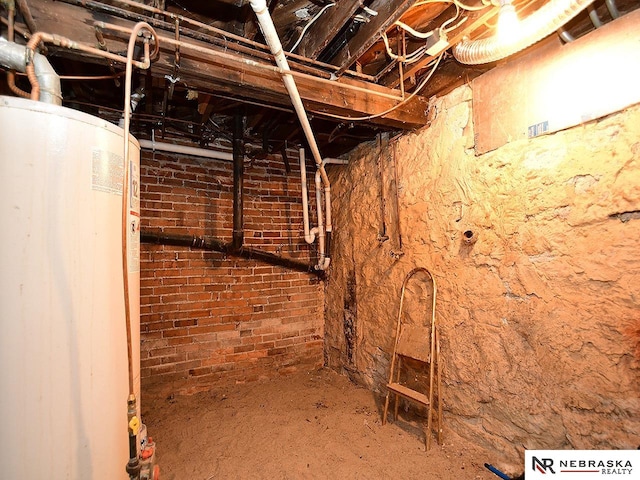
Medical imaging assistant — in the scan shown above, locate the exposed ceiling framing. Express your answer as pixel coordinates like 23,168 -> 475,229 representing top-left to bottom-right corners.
1,0 -> 638,158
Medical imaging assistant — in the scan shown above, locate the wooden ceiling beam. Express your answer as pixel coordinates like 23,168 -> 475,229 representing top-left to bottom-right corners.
293,0 -> 364,60
328,0 -> 416,75
27,0 -> 428,129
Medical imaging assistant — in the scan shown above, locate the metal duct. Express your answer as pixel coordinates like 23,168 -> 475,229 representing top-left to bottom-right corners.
453,0 -> 596,65
0,37 -> 61,104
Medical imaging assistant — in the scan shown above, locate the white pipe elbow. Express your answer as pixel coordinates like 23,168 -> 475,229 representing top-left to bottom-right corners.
316,257 -> 331,271
249,0 -> 267,13
305,227 -> 318,244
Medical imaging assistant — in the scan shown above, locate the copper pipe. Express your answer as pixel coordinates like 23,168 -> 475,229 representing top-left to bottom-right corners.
25,54 -> 40,101
94,26 -> 123,86
7,6 -> 14,43
24,30 -> 159,101
13,70 -> 125,81
436,328 -> 443,445
231,112 -> 245,252
6,72 -> 30,99
59,72 -> 124,80
0,16 -> 30,38
121,22 -> 157,397
63,0 -> 375,84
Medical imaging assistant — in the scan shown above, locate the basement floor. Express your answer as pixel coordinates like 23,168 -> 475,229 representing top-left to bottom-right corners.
143,368 -> 501,479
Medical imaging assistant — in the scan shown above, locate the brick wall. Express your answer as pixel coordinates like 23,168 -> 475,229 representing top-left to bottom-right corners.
139,148 -> 324,396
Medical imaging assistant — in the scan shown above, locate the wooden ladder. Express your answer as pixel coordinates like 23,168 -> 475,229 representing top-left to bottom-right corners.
382,267 -> 443,451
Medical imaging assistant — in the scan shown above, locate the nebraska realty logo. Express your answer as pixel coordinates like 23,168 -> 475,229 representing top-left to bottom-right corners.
525,450 -> 639,478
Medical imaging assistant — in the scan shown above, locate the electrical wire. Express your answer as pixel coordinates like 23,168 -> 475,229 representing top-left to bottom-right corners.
312,53 -> 443,122
413,0 -> 492,11
11,70 -> 124,82
396,1 -> 466,38
440,3 -> 464,32
443,14 -> 468,32
381,32 -> 428,64
395,20 -> 435,39
58,72 -> 125,80
384,1 -> 463,66
289,3 -> 335,53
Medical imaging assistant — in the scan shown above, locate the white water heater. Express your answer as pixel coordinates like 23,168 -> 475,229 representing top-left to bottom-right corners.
0,96 -> 141,479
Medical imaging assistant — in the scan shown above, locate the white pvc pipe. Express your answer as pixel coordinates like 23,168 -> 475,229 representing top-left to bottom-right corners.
139,138 -> 233,161
557,27 -> 575,42
324,182 -> 332,237
249,0 -> 329,189
323,158 -> 350,165
587,4 -> 603,27
322,159 -> 347,241
605,0 -> 620,18
299,148 -> 317,244
315,169 -> 330,270
251,0 -> 333,270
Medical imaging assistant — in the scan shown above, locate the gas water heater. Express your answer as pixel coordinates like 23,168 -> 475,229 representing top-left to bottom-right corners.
0,96 -> 142,479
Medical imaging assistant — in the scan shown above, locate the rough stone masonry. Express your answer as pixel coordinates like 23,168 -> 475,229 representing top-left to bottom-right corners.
325,84 -> 640,469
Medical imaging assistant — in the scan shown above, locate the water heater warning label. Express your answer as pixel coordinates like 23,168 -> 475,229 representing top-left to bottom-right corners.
128,158 -> 141,274
92,149 -> 124,194
128,213 -> 140,273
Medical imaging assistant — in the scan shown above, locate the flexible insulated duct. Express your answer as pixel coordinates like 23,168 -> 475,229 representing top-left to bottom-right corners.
0,37 -> 61,104
453,0 -> 596,65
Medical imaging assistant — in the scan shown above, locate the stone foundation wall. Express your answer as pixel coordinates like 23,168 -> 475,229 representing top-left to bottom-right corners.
325,85 -> 640,466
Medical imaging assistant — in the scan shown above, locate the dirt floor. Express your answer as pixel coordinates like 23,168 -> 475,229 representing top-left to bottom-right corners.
142,368 -> 504,480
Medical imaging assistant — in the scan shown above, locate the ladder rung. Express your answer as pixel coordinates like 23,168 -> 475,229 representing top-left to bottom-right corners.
387,382 -> 430,406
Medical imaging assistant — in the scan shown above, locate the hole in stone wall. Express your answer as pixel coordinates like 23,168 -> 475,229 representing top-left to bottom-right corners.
462,229 -> 478,246
609,210 -> 640,223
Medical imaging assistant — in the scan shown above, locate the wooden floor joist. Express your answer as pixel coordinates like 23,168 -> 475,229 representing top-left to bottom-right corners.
27,0 -> 430,130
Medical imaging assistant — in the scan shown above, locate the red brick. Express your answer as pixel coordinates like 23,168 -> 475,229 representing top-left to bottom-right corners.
140,150 -> 322,392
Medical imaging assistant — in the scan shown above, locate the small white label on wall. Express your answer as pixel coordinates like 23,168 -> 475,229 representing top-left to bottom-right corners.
525,450 -> 639,478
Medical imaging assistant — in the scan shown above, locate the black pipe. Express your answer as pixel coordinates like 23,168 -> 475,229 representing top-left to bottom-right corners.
231,113 -> 245,252
141,231 -> 324,277
125,395 -> 140,479
126,433 -> 140,479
